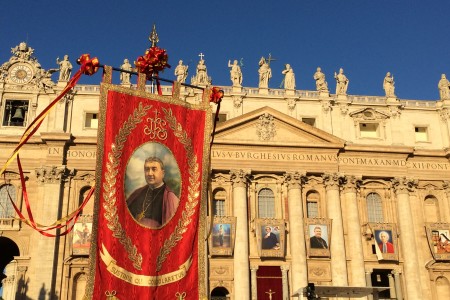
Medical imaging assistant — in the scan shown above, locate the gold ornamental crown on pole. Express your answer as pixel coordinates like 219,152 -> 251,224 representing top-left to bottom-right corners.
149,23 -> 159,47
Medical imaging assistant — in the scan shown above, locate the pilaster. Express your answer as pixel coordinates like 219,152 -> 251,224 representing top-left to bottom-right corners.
230,169 -> 250,300
322,173 -> 348,287
283,172 -> 307,292
392,177 -> 421,299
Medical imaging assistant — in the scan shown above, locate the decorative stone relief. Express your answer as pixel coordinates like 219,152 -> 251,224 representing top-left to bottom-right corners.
321,100 -> 331,112
284,172 -> 306,190
256,113 -> 276,141
230,169 -> 250,188
439,108 -> 450,121
286,98 -> 296,111
349,107 -> 390,122
35,166 -> 72,184
232,95 -> 244,109
392,177 -> 418,195
322,173 -> 343,191
212,173 -> 230,186
342,175 -> 361,193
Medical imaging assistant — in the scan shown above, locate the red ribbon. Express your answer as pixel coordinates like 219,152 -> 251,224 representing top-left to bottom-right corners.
134,46 -> 170,79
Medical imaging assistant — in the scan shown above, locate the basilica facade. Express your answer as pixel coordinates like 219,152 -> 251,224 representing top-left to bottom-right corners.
1,42 -> 450,300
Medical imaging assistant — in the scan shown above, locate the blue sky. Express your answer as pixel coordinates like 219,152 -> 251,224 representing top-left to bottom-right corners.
1,1 -> 449,100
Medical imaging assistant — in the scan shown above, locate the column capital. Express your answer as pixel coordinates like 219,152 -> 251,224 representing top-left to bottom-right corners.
342,175 -> 361,193
283,172 -> 306,190
322,173 -> 343,191
35,165 -> 74,184
250,265 -> 259,272
280,265 -> 290,272
392,177 -> 417,195
230,169 -> 250,188
443,181 -> 450,196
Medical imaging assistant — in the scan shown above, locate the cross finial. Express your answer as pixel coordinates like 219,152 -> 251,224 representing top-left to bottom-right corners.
266,53 -> 276,66
198,53 -> 205,60
149,23 -> 159,47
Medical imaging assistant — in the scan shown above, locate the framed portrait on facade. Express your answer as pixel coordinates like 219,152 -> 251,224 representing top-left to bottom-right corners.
71,215 -> 93,255
305,218 -> 331,258
425,223 -> 450,261
256,219 -> 285,258
209,216 -> 236,256
371,223 -> 398,261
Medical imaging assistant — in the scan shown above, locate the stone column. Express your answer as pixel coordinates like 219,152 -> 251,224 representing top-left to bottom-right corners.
392,177 -> 421,299
442,182 -> 450,222
392,270 -> 403,300
231,169 -> 251,300
27,166 -> 70,299
323,173 -> 348,287
284,172 -> 307,293
342,176 -> 366,287
365,270 -> 373,300
388,273 -> 396,299
280,265 -> 289,300
250,265 -> 258,300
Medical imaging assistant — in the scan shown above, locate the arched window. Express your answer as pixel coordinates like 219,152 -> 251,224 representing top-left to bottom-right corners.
258,188 -> 275,218
79,186 -> 94,215
366,192 -> 383,222
0,184 -> 16,218
424,195 -> 439,222
211,286 -> 229,300
212,188 -> 226,216
306,191 -> 320,218
72,273 -> 87,300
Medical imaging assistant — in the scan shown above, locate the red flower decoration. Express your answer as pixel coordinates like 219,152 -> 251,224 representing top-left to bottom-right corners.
209,87 -> 224,104
135,46 -> 170,79
76,54 -> 100,75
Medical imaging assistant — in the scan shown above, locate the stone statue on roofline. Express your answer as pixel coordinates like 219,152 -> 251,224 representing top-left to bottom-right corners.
313,67 -> 328,93
228,59 -> 242,87
438,74 -> 450,100
120,58 -> 132,85
334,68 -> 349,95
258,57 -> 272,88
383,72 -> 396,97
56,55 -> 73,82
282,64 -> 295,90
174,60 -> 188,83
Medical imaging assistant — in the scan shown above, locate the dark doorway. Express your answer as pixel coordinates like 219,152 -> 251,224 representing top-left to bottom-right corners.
257,266 -> 282,300
211,286 -> 229,300
371,269 -> 392,299
0,237 -> 20,288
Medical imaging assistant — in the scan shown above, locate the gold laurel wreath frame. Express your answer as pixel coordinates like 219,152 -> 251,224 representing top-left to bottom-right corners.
102,102 -> 200,271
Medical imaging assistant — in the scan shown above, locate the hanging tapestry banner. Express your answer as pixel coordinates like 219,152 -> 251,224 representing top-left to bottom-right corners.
86,83 -> 211,300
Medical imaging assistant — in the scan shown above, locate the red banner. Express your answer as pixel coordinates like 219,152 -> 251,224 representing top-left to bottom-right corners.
87,84 -> 211,299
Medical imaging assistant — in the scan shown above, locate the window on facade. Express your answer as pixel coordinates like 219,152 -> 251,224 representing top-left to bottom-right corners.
306,191 -> 320,218
2,100 -> 29,127
0,184 -> 16,219
79,186 -> 94,215
212,188 -> 226,216
370,269 -> 393,299
424,195 -> 439,222
359,123 -> 379,138
258,188 -> 275,218
84,112 -> 98,129
415,126 -> 428,142
302,118 -> 316,127
366,192 -> 383,222
212,113 -> 227,123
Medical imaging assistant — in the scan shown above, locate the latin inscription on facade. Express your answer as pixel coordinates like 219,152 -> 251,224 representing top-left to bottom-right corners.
212,150 -> 450,170
48,147 -> 96,159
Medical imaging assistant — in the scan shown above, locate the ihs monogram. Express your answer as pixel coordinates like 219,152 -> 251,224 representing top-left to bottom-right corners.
144,109 -> 167,140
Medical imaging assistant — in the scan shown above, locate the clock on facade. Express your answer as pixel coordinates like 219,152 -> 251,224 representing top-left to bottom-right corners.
9,63 -> 34,84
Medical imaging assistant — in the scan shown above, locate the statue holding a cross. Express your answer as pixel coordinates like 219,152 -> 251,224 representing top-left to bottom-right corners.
258,54 -> 274,89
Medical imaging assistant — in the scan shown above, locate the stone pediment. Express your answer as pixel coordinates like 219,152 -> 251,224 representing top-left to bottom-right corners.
214,106 -> 345,148
349,108 -> 390,120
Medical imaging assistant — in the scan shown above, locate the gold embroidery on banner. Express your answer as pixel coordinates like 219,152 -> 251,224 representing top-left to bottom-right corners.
144,109 -> 168,140
103,102 -> 152,270
105,290 -> 119,300
100,244 -> 192,287
175,292 -> 187,300
156,107 -> 200,271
